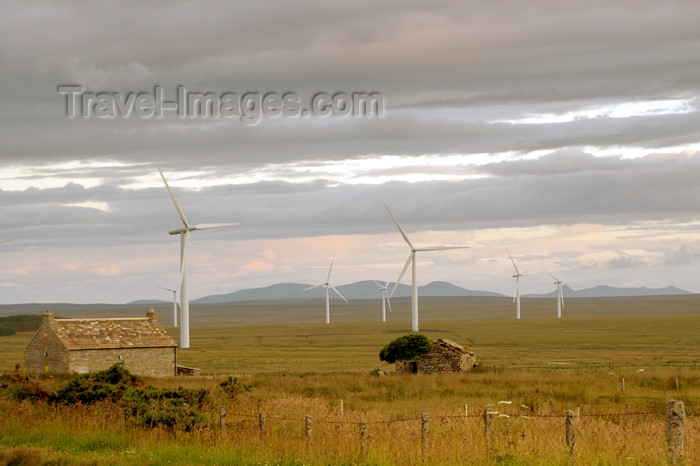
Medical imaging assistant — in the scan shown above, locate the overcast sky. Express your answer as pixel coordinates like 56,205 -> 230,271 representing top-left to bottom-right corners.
1,0 -> 700,304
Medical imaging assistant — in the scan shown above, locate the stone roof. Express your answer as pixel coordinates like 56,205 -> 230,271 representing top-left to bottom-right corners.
45,310 -> 176,350
432,338 -> 473,354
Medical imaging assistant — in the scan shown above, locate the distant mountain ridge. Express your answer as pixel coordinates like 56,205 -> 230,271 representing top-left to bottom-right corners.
0,283 -> 692,315
524,284 -> 692,299
191,280 -> 506,304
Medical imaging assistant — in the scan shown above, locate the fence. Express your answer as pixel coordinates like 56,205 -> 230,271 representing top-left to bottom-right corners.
217,400 -> 689,464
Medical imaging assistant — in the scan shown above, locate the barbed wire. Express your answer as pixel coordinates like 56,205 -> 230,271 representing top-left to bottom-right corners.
221,409 -> 669,426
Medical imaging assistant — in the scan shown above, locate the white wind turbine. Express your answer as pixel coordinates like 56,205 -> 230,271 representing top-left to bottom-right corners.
158,167 -> 237,349
155,285 -> 178,326
509,254 -> 524,319
385,204 -> 469,332
303,257 -> 347,323
548,272 -> 565,318
374,281 -> 392,322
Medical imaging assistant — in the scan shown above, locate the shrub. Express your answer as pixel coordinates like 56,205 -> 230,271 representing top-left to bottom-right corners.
49,365 -> 209,431
379,333 -> 432,363
219,376 -> 252,401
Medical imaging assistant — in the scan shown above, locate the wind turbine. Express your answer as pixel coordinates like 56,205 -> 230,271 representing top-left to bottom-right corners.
156,285 -> 178,326
385,204 -> 469,332
158,167 -> 237,349
509,253 -> 523,319
303,257 -> 348,324
374,281 -> 392,322
548,272 -> 565,318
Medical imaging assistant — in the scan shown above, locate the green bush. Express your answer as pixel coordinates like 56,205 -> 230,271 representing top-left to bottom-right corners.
49,365 -> 209,431
379,333 -> 432,363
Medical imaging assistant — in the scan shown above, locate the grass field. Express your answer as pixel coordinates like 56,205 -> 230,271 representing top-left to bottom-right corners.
1,295 -> 699,464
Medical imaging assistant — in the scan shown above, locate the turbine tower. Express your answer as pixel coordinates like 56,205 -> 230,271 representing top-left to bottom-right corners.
158,167 -> 237,349
156,285 -> 178,326
509,254 -> 523,319
548,272 -> 565,318
385,204 -> 469,332
303,257 -> 347,323
374,281 -> 392,322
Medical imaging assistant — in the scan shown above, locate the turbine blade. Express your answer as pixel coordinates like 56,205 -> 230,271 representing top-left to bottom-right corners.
384,203 -> 414,249
373,280 -> 384,289
508,253 -> 520,275
416,246 -> 469,252
327,257 -> 334,283
156,285 -> 175,292
330,284 -> 348,303
193,223 -> 238,230
158,167 -> 190,228
386,294 -> 392,313
390,253 -> 413,297
560,287 -> 565,308
303,284 -> 325,291
177,231 -> 190,292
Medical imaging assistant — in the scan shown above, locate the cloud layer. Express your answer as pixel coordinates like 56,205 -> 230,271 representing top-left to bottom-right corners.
1,1 -> 699,303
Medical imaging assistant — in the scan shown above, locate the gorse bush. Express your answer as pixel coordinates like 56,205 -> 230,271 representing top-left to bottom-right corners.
48,365 -> 209,431
1,364 -> 50,402
379,333 -> 432,363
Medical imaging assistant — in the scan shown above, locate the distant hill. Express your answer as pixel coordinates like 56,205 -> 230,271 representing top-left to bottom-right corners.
0,282 -> 692,316
192,280 -> 506,304
524,285 -> 692,298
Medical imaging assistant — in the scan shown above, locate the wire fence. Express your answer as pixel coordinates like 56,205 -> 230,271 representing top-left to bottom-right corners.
216,400 -> 689,463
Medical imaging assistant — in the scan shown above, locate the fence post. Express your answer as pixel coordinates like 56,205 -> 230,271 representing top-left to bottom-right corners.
421,413 -> 429,458
566,410 -> 575,457
305,415 -> 312,441
621,378 -> 625,394
484,409 -> 494,451
359,421 -> 368,458
340,399 -> 344,415
219,406 -> 226,434
465,404 -> 469,418
259,412 -> 266,436
666,400 -> 685,465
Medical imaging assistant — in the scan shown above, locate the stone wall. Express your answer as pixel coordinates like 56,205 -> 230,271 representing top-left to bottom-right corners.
396,338 -> 477,374
24,322 -> 69,374
67,347 -> 177,378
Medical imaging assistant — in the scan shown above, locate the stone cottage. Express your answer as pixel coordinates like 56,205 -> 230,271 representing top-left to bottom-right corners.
24,309 -> 177,377
396,338 -> 478,374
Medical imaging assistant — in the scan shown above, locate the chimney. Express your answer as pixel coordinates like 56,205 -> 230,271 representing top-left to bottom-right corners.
147,308 -> 158,323
43,309 -> 55,325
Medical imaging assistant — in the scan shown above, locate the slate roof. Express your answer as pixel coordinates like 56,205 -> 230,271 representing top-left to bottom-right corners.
49,316 -> 177,350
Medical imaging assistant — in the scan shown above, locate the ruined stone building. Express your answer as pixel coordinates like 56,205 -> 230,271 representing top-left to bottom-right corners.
396,338 -> 478,374
24,309 -> 177,377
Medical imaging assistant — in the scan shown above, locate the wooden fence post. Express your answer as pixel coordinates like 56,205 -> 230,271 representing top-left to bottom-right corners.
484,409 -> 494,451
359,421 -> 368,458
621,378 -> 625,394
464,404 -> 469,418
340,399 -> 344,415
666,400 -> 685,465
305,415 -> 312,441
259,412 -> 266,436
566,410 -> 575,457
421,413 -> 429,458
219,406 -> 226,434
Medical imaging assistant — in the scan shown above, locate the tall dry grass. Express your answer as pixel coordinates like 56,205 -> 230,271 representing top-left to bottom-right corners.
1,368 -> 697,464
